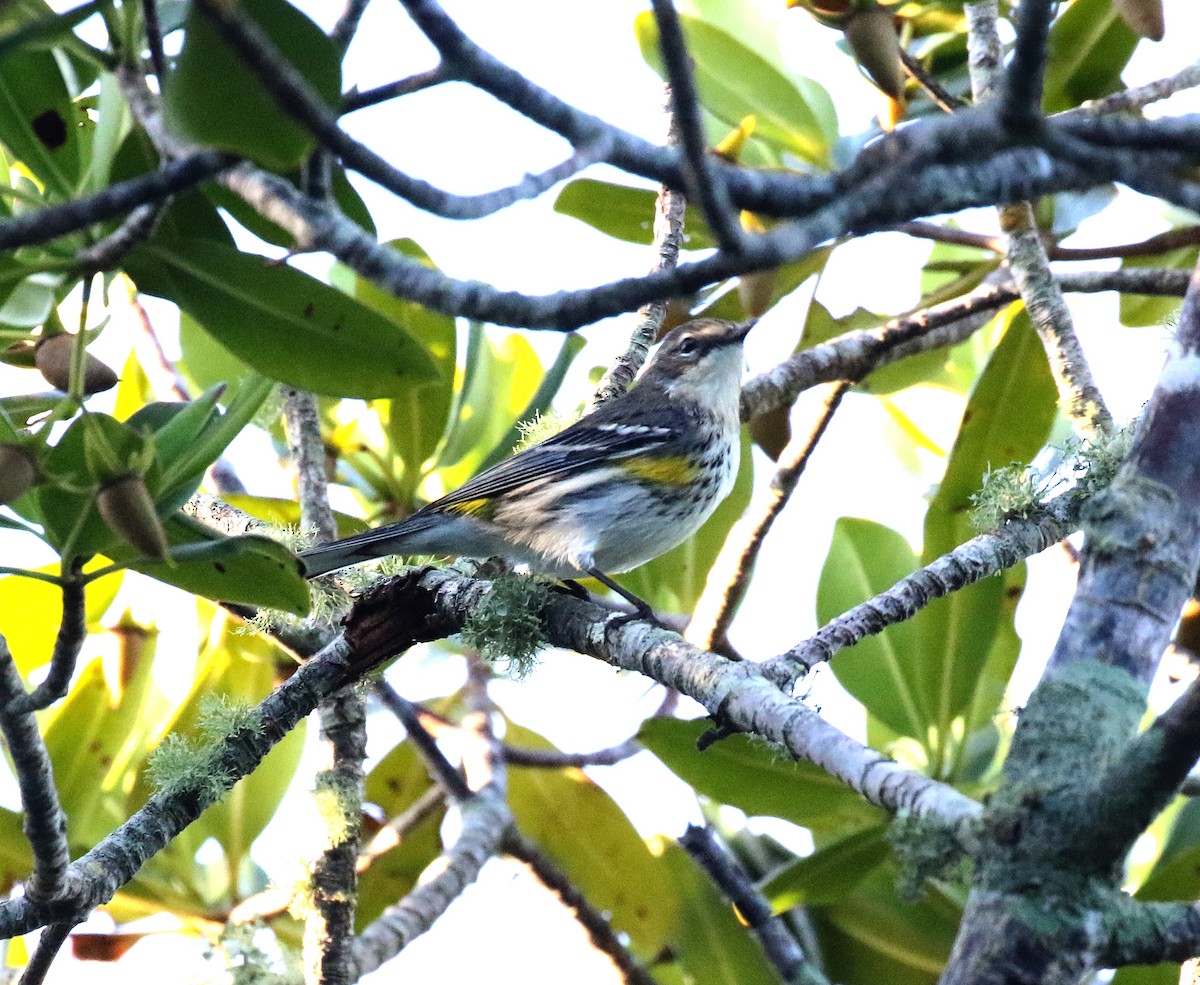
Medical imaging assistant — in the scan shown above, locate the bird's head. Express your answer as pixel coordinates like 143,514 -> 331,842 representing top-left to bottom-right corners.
638,318 -> 754,403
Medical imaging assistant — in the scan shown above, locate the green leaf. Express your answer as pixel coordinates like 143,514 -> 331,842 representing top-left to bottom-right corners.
1119,246 -> 1196,327
1042,0 -> 1139,112
473,332 -> 587,474
432,327 -> 545,490
221,494 -> 369,538
819,518 -> 931,740
0,271 -> 64,329
178,311 -> 252,392
0,47 -> 83,198
639,718 -> 884,834
155,376 -> 276,505
814,865 -> 959,985
658,841 -> 781,985
761,824 -> 891,909
112,515 -> 309,615
615,431 -> 753,614
955,563 -> 1025,784
553,179 -> 716,250
124,239 -> 438,398
635,11 -> 834,167
507,721 -> 675,957
929,309 -> 1056,515
163,0 -> 341,170
0,806 -> 32,890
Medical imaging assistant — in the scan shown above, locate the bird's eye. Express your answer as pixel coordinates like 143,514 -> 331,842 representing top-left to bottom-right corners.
677,337 -> 699,357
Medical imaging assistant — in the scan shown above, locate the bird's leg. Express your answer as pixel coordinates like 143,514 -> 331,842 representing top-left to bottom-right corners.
585,568 -> 663,627
557,578 -> 591,601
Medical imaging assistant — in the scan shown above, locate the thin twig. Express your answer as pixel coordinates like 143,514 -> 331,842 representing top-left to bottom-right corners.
75,201 -> 164,272
650,0 -> 744,252
128,293 -> 190,401
590,94 -> 687,408
0,151 -> 231,252
330,0 -> 371,54
1080,59 -> 1200,114
343,66 -> 453,113
679,825 -> 817,985
141,0 -> 167,83
687,382 -> 850,652
896,220 -> 1003,252
352,659 -> 510,975
19,576 -> 85,713
284,387 -> 363,985
738,267 -> 1187,423
998,0 -> 1054,129
357,785 -> 446,872
1049,224 -> 1200,261
18,922 -> 76,985
284,389 -> 338,546
503,738 -> 641,769
505,830 -> 659,985
899,48 -> 968,113
372,681 -> 472,801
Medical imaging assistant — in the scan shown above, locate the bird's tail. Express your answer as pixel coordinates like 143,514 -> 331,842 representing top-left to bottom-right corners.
297,516 -> 433,578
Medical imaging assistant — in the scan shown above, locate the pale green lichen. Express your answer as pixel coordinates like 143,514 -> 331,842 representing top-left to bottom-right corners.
969,425 -> 1135,530
197,694 -> 262,743
145,734 -> 232,803
204,923 -> 302,985
890,810 -> 973,902
461,573 -> 548,677
312,773 -> 362,850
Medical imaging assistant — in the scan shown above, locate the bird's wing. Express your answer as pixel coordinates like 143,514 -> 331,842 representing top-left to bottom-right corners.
430,402 -> 689,511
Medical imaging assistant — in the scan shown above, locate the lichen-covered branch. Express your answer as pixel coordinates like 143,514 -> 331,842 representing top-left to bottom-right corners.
762,493 -> 1080,691
938,254 -> 1200,985
283,387 -> 364,985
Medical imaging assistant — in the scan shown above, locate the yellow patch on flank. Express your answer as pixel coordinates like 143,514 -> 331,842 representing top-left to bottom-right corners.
618,455 -> 699,485
446,497 -> 491,516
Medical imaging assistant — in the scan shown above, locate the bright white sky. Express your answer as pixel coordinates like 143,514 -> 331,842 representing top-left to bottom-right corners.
17,0 -> 1200,980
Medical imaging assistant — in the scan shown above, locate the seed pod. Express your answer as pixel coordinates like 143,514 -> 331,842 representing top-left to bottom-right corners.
0,444 -> 38,505
1113,0 -> 1164,40
844,6 -> 906,101
97,473 -> 167,559
35,334 -> 118,395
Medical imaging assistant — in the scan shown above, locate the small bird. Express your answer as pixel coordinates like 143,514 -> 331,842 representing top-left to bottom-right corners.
299,317 -> 753,617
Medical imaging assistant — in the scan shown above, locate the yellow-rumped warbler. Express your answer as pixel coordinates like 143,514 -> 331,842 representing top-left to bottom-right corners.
299,317 -> 753,616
